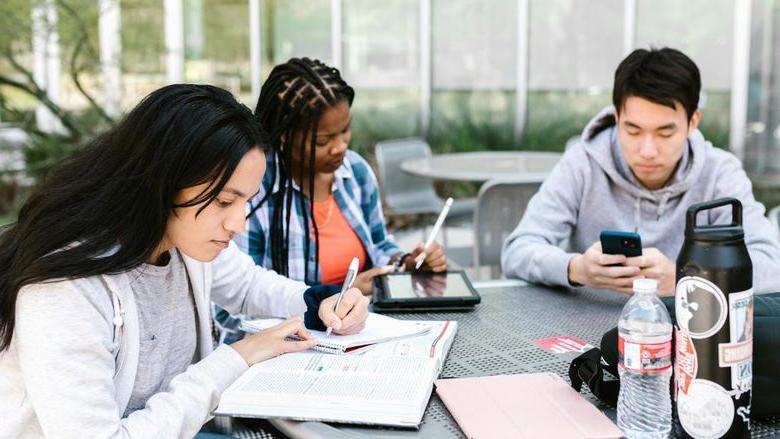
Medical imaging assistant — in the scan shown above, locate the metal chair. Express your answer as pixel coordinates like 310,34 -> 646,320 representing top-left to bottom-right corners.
374,138 -> 475,244
473,180 -> 541,277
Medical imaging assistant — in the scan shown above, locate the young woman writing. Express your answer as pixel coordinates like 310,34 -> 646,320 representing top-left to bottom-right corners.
216,58 -> 446,342
0,84 -> 367,438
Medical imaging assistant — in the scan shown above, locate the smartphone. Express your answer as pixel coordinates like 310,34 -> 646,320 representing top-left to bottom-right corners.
600,230 -> 642,257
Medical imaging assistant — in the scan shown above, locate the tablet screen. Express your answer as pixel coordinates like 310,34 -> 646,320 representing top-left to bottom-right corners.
385,272 -> 474,299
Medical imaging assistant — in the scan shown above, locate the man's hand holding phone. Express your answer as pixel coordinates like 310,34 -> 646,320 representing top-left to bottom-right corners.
568,230 -> 676,296
624,248 -> 676,296
568,242 -> 641,294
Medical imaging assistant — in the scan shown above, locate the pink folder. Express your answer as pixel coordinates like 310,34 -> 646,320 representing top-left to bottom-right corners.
435,373 -> 623,438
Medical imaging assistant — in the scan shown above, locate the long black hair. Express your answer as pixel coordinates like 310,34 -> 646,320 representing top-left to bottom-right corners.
250,57 -> 354,283
588,47 -> 701,140
0,84 -> 262,351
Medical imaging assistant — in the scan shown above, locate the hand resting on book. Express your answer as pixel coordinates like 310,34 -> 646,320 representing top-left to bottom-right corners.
231,316 -> 317,365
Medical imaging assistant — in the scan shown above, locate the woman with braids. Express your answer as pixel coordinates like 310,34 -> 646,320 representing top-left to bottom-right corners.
216,58 -> 446,342
0,84 -> 368,438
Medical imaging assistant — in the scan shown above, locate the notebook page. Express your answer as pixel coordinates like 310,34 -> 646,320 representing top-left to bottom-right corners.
241,312 -> 431,352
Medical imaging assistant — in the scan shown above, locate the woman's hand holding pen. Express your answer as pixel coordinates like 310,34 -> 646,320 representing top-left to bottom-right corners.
318,287 -> 368,335
406,241 -> 447,272
231,316 -> 316,366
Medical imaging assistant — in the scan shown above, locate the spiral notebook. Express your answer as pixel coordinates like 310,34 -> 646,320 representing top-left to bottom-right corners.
240,312 -> 432,354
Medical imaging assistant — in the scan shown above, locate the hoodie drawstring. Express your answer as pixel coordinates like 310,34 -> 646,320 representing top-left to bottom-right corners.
634,198 -> 642,233
657,192 -> 671,220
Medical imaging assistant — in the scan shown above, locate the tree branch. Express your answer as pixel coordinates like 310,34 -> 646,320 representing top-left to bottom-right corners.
68,36 -> 113,124
0,55 -> 81,141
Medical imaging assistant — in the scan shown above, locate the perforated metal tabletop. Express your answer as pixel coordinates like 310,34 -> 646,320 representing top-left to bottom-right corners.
241,284 -> 780,438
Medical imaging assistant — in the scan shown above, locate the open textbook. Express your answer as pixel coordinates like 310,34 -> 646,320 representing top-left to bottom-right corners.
240,312 -> 432,354
216,320 -> 457,428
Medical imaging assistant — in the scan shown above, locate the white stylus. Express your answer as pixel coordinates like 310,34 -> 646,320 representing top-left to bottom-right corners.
414,198 -> 453,270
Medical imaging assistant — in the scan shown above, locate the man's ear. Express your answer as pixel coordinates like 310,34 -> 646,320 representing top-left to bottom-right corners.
688,109 -> 702,132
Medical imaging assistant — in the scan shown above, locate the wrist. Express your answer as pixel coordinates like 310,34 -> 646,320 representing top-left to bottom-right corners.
568,255 -> 584,286
230,340 -> 255,366
393,252 -> 412,272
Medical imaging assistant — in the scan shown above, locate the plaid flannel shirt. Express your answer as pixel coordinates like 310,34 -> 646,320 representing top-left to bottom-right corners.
235,149 -> 401,280
215,150 -> 401,342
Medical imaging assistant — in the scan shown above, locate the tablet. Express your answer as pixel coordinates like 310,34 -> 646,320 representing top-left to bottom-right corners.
373,270 -> 481,311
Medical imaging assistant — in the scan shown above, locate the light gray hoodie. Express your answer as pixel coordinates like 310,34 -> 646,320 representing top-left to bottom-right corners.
501,106 -> 780,294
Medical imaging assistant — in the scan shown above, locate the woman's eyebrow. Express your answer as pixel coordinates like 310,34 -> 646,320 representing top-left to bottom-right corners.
222,188 -> 247,198
316,117 -> 352,138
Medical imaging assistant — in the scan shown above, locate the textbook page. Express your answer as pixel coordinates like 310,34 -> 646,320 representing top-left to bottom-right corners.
357,320 -> 457,371
216,352 -> 438,427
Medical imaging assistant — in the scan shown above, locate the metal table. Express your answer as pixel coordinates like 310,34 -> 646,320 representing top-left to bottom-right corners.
241,285 -> 780,438
400,151 -> 562,183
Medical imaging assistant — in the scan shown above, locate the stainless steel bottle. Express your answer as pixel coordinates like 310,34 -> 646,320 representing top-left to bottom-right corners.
674,198 -> 752,439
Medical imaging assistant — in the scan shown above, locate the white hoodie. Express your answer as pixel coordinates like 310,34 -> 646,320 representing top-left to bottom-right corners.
501,106 -> 780,294
0,241 -> 309,438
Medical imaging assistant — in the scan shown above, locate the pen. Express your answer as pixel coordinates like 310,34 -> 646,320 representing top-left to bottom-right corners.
414,197 -> 453,270
325,256 -> 360,337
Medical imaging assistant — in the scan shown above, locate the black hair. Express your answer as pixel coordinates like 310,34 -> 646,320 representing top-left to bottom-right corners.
250,57 -> 354,283
588,47 -> 702,140
0,84 -> 262,351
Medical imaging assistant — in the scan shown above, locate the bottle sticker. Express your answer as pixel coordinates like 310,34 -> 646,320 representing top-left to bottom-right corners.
676,276 -> 728,339
720,288 -> 753,394
677,379 -> 734,439
618,335 -> 672,373
675,327 -> 697,396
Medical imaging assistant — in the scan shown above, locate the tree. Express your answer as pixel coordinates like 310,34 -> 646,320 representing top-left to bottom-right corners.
0,0 -> 116,178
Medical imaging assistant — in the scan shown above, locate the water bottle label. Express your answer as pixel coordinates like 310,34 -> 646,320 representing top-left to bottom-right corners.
618,335 -> 672,373
719,288 -> 753,394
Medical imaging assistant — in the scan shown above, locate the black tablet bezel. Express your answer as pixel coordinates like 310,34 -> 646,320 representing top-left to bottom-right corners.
373,270 -> 481,309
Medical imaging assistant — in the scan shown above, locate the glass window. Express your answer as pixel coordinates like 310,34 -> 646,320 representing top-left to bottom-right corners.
342,0 -> 419,87
636,0 -> 734,147
122,0 -> 167,104
268,0 -> 331,70
526,0 -> 625,150
184,0 -> 251,103
432,0 -> 516,89
745,0 -> 780,200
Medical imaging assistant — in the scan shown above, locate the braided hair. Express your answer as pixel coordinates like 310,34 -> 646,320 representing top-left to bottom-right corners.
250,57 -> 354,283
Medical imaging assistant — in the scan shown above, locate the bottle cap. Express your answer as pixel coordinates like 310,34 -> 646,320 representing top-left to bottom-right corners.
633,278 -> 658,294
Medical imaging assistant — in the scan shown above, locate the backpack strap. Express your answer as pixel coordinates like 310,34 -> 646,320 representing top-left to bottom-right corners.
568,347 -> 620,406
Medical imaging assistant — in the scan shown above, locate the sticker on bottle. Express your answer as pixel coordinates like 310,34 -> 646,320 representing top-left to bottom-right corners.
618,335 -> 672,373
675,327 -> 697,396
677,379 -> 734,439
676,276 -> 728,339
720,288 -> 753,394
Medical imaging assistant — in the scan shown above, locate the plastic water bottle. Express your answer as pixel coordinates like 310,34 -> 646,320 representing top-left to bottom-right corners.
617,278 -> 673,439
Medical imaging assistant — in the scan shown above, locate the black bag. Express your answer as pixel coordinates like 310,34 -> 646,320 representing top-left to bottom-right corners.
569,293 -> 780,417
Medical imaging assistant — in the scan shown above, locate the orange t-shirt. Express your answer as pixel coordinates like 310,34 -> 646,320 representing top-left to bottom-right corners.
312,195 -> 367,285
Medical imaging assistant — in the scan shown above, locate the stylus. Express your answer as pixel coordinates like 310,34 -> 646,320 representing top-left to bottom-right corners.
415,198 -> 453,269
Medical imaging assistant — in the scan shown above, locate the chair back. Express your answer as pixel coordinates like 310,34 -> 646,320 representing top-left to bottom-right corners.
473,180 -> 540,270
374,138 -> 442,215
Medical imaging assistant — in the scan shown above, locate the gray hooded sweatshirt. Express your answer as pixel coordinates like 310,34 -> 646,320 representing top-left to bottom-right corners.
501,106 -> 780,294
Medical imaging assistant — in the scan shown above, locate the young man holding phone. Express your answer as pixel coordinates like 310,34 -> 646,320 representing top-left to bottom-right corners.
501,47 -> 780,296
